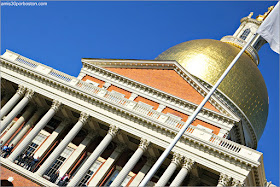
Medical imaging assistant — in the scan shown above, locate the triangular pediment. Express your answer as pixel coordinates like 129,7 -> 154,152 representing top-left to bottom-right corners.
105,68 -> 220,112
81,59 -> 235,115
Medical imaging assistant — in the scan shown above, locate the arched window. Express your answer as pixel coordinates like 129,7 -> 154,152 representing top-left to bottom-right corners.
240,28 -> 251,40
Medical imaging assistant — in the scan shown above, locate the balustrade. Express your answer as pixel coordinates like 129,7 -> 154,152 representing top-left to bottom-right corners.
15,56 -> 38,68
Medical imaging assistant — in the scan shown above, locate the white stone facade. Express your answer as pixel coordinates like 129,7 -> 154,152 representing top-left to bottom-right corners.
0,49 -> 268,186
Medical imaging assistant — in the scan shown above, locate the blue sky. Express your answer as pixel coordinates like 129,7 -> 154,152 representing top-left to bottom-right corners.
1,1 -> 279,185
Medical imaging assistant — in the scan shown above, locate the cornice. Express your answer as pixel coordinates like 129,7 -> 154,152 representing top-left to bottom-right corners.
82,58 -> 176,69
252,167 -> 261,186
240,17 -> 262,26
171,62 -> 240,119
1,56 -> 262,169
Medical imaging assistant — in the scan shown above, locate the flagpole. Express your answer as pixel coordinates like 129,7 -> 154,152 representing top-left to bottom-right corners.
139,33 -> 258,186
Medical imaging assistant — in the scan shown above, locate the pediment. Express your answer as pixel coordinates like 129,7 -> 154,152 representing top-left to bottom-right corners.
81,58 -> 237,117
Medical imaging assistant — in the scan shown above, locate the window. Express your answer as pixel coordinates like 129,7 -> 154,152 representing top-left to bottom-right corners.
45,146 -> 74,177
78,160 -> 102,186
104,169 -> 132,187
24,133 -> 47,156
240,28 -> 251,40
254,40 -> 262,51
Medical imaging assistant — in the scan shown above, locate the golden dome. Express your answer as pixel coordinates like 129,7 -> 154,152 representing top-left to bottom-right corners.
156,39 -> 268,141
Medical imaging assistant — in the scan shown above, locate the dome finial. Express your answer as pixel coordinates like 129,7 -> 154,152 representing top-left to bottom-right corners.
248,12 -> 253,18
256,6 -> 274,21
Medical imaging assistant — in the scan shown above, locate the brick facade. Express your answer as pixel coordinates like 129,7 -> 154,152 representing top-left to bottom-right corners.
0,166 -> 39,187
105,68 -> 220,112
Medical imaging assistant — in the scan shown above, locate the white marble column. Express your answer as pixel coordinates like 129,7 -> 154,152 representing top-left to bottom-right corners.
129,157 -> 156,187
34,120 -> 68,158
217,173 -> 231,187
170,158 -> 194,186
9,110 -> 43,146
8,100 -> 61,162
0,85 -> 25,119
67,125 -> 119,187
59,132 -> 97,177
88,144 -> 126,186
110,138 -> 150,187
0,89 -> 34,133
36,112 -> 89,176
231,178 -> 245,187
0,106 -> 34,145
155,153 -> 183,187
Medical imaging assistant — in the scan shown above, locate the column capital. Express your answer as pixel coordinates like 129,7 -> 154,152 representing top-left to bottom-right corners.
139,138 -> 150,152
16,85 -> 26,96
218,173 -> 231,186
24,89 -> 34,100
182,158 -> 195,170
171,153 -> 183,166
232,179 -> 245,187
51,100 -> 61,112
108,125 -> 119,137
78,112 -> 89,124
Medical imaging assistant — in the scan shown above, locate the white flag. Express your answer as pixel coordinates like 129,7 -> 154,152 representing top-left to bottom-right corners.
257,2 -> 280,54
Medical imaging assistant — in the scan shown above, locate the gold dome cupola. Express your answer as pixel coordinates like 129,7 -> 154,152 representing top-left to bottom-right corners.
221,6 -> 273,66
155,7 -> 274,148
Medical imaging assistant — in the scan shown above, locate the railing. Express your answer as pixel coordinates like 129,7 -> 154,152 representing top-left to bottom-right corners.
15,56 -> 39,68
49,69 -> 73,82
210,133 -> 241,153
184,125 -> 242,153
165,117 -> 184,129
104,91 -> 130,107
4,51 -> 257,158
133,104 -> 161,120
76,80 -> 102,95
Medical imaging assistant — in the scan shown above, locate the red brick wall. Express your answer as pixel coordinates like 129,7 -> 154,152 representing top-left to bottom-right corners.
105,68 -> 220,113
0,166 -> 40,187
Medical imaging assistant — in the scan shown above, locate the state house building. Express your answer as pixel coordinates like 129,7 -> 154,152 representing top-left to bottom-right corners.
0,6 -> 277,187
